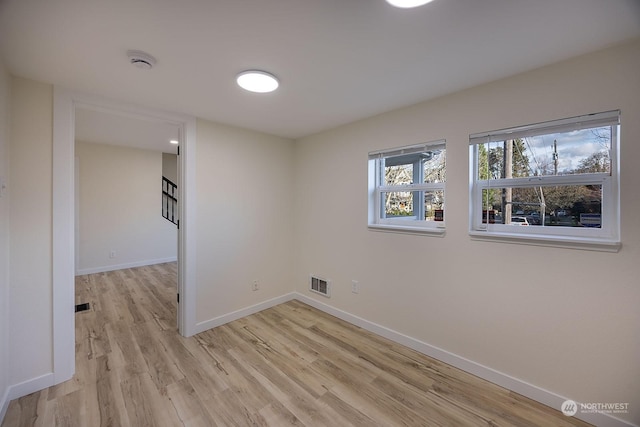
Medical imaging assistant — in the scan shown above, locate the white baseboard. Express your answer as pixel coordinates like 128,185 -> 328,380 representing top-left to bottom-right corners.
1,373 -> 55,423
8,373 -> 54,401
293,293 -> 637,427
193,293 -> 296,335
75,257 -> 177,276
0,372 -> 55,423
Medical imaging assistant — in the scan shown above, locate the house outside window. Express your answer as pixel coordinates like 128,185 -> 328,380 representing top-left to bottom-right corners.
469,110 -> 620,251
368,141 -> 446,234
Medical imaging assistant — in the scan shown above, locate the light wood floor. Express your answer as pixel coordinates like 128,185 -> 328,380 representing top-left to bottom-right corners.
3,262 -> 592,427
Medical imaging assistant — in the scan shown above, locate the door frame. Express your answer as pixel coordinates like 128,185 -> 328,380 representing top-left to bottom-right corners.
52,87 -> 197,383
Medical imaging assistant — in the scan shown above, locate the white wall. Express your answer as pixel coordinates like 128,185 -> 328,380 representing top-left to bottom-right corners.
195,119 -> 294,326
8,77 -> 53,386
294,39 -> 640,425
162,152 -> 178,184
0,58 -> 11,420
76,141 -> 177,274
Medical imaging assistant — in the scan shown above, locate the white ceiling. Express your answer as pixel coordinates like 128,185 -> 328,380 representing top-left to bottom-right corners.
75,108 -> 180,154
1,0 -> 639,140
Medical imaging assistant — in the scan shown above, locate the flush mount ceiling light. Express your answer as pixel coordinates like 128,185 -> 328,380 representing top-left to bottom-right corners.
236,70 -> 279,93
386,0 -> 435,8
127,50 -> 157,69
169,139 -> 179,145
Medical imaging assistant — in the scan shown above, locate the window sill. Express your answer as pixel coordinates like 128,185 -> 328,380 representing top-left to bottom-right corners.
469,230 -> 621,252
368,223 -> 446,236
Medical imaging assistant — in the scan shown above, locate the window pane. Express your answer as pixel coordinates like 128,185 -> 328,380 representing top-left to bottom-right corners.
478,126 -> 611,180
424,190 -> 444,221
382,190 -> 444,221
481,184 -> 602,228
423,148 -> 446,183
382,191 -> 414,218
384,163 -> 413,186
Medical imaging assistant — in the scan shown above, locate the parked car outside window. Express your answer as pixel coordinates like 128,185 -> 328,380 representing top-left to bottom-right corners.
511,216 -> 529,226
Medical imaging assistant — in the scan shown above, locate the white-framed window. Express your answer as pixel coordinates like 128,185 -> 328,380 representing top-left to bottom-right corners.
368,140 -> 446,234
469,110 -> 620,251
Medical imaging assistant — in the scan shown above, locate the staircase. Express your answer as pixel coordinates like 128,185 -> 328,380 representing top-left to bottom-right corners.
162,176 -> 178,226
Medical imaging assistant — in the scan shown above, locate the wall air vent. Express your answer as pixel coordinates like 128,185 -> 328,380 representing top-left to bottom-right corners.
310,275 -> 331,297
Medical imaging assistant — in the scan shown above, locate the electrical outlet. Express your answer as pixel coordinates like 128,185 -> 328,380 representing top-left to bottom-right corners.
109,250 -> 116,259
351,280 -> 359,294
252,280 -> 259,291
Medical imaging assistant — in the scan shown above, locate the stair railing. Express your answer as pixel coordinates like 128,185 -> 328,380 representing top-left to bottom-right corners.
162,176 -> 178,226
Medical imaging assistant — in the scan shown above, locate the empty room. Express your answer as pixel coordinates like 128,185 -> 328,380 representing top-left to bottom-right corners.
1,0 -> 639,426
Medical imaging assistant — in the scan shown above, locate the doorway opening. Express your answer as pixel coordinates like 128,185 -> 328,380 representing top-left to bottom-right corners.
52,88 -> 196,384
74,106 -> 180,322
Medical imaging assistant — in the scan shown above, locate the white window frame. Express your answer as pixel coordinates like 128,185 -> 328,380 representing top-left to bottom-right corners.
368,140 -> 446,235
469,110 -> 621,252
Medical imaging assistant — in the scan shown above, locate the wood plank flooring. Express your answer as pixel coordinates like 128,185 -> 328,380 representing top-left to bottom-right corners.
2,263 -> 592,426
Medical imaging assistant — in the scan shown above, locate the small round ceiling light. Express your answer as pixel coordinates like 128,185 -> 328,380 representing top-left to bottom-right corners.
386,0 -> 435,8
127,50 -> 157,69
169,139 -> 179,145
236,70 -> 279,93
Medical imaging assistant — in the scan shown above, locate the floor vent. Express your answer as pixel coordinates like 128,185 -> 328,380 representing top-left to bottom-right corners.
310,275 -> 331,297
75,302 -> 90,313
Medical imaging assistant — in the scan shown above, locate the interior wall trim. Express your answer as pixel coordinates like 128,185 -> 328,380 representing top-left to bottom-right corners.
1,373 -> 55,421
193,293 -> 297,335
